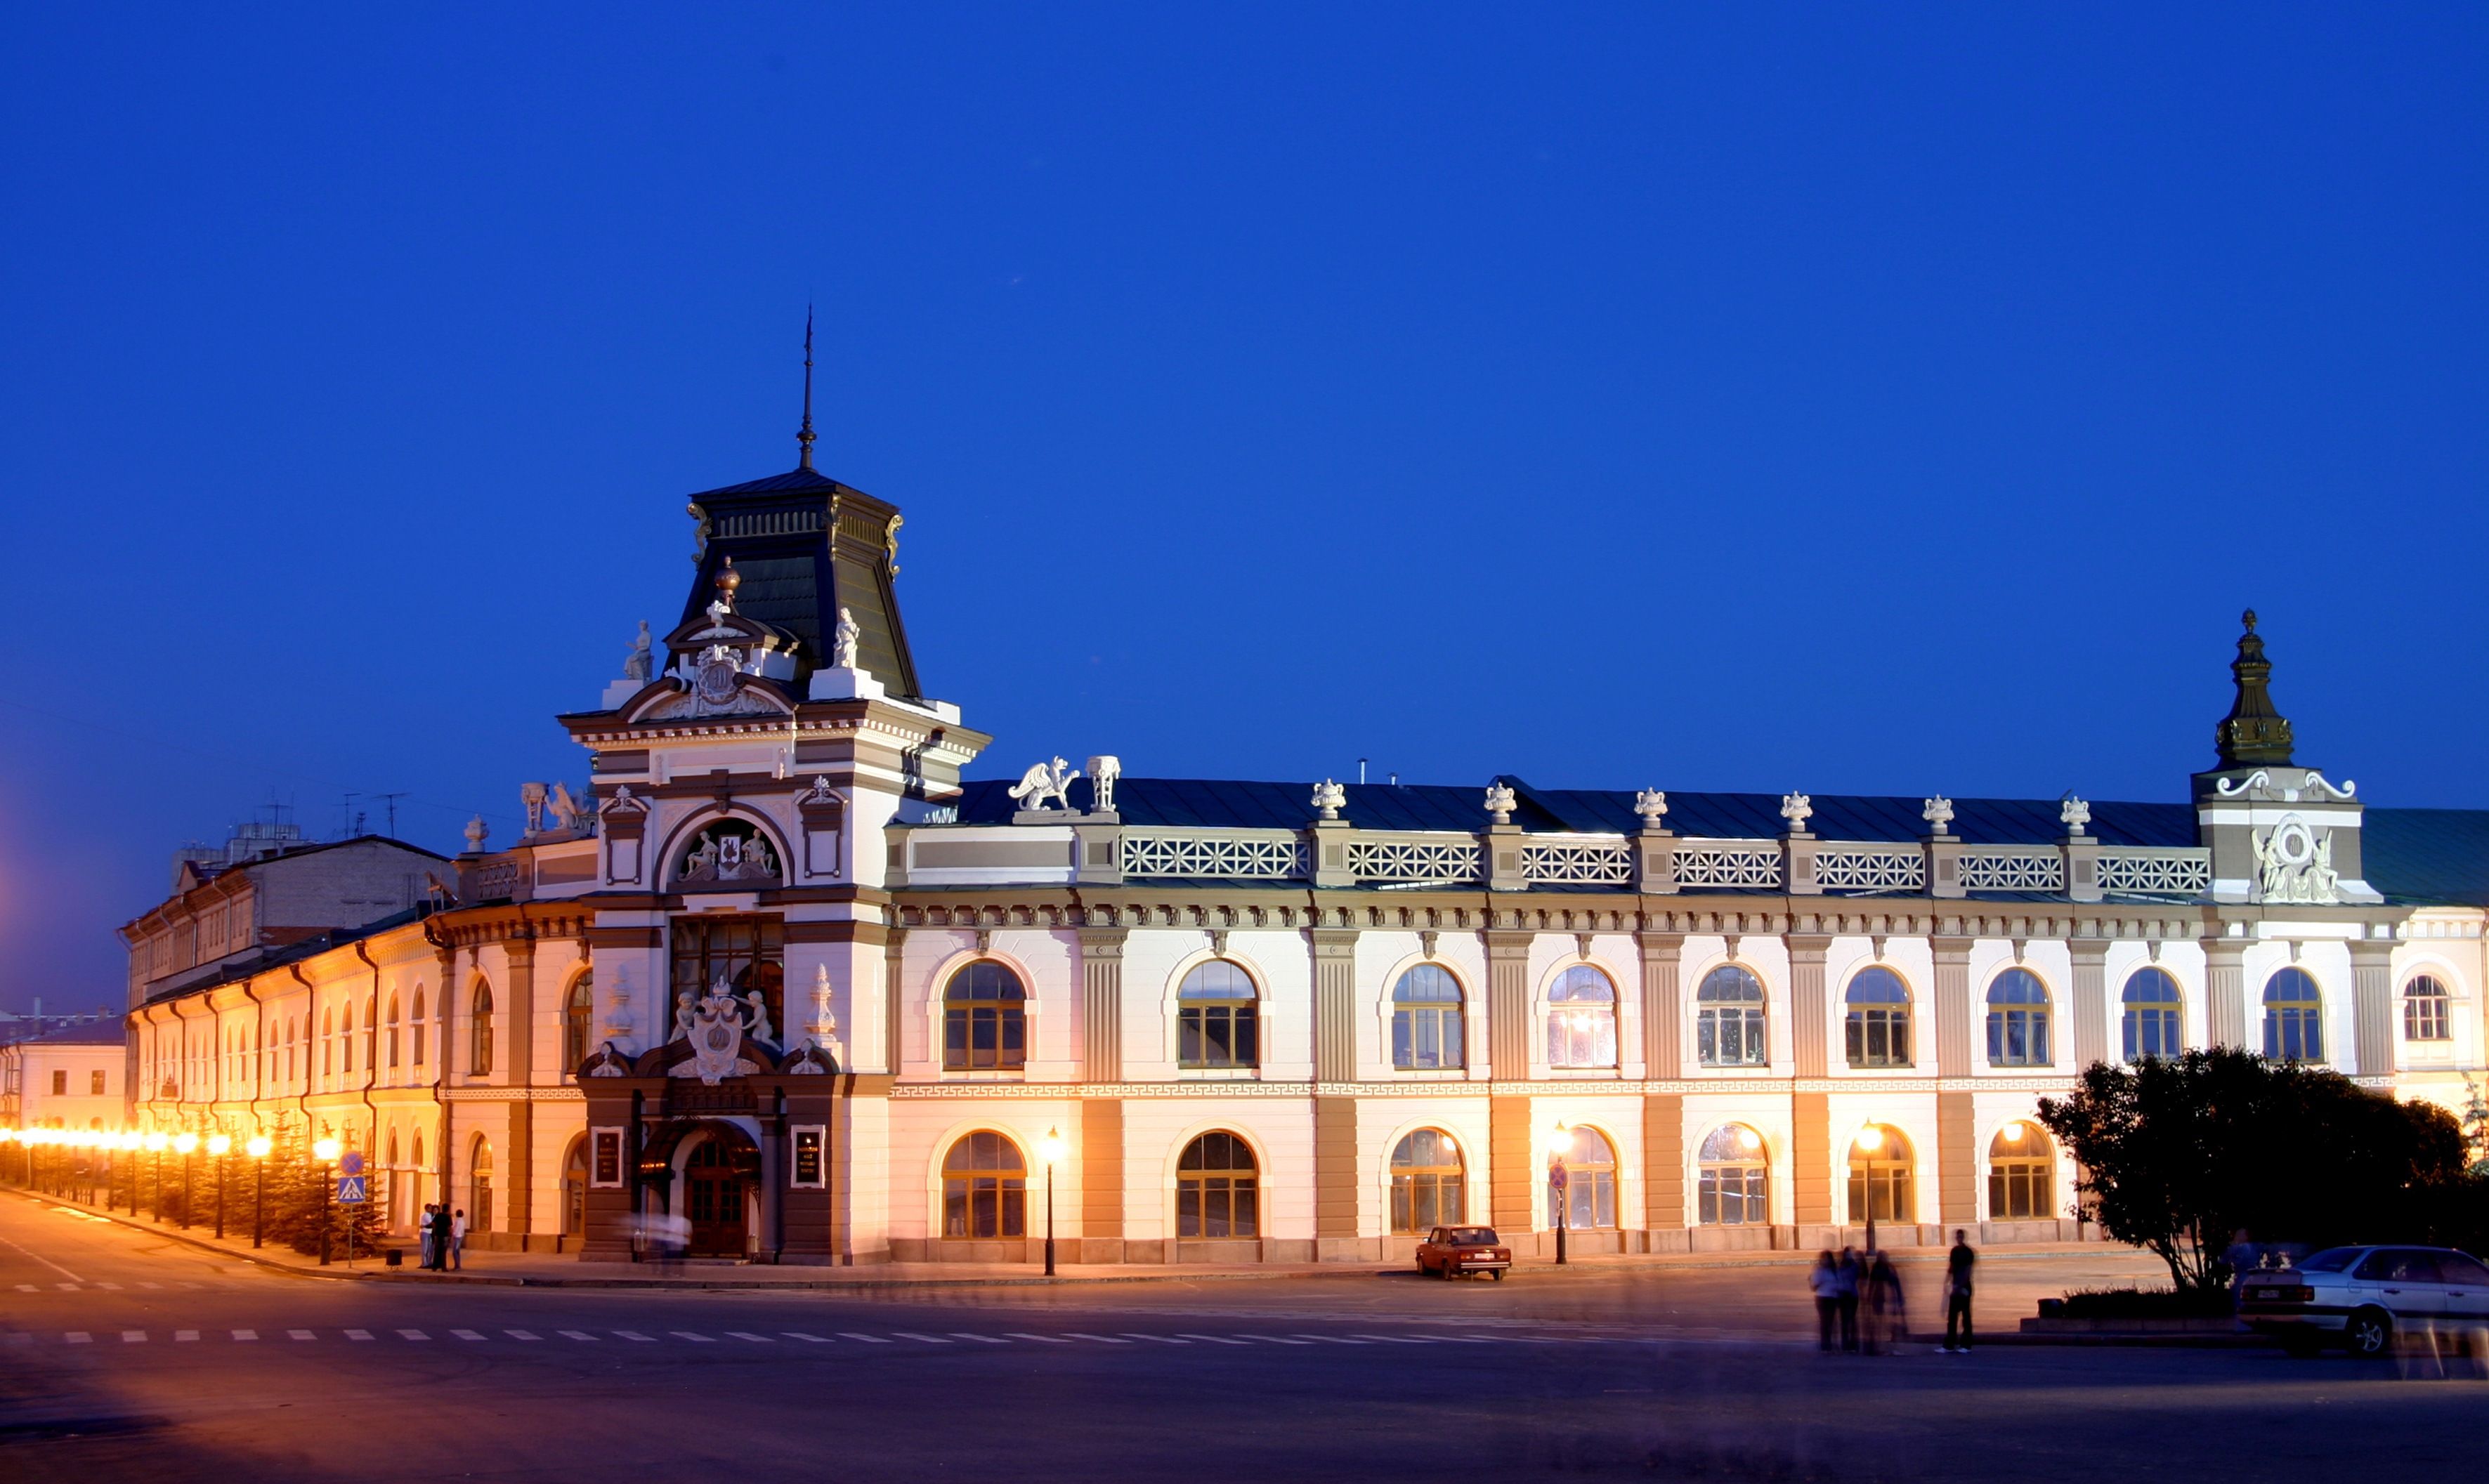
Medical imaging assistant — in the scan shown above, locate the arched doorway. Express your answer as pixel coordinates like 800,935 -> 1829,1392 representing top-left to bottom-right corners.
684,1129 -> 759,1257
562,1138 -> 589,1240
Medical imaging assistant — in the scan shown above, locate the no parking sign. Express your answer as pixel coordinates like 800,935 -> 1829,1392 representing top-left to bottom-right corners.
337,1150 -> 367,1203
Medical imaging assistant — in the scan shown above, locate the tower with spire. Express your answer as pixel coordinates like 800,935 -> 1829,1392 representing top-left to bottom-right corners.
2193,610 -> 2379,905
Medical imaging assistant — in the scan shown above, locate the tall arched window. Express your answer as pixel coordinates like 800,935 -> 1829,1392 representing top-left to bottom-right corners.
385,996 -> 401,1072
1391,964 -> 1465,1070
563,973 -> 595,1073
1546,965 -> 1617,1069
1843,967 -> 1912,1068
342,1002 -> 356,1077
941,1131 -> 1025,1237
1988,1122 -> 2053,1220
386,1131 -> 403,1229
1985,968 -> 2053,1067
1390,1129 -> 1464,1233
1696,965 -> 1767,1068
411,989 -> 428,1067
1697,1124 -> 1768,1226
2403,974 -> 2452,1042
2263,968 -> 2323,1062
1550,1126 -> 1617,1230
471,1136 -> 493,1232
1177,1132 -> 1258,1237
2122,968 -> 2183,1061
470,985 -> 495,1076
321,1009 -> 334,1079
944,962 -> 1027,1072
1846,1125 -> 1914,1224
1177,961 -> 1257,1070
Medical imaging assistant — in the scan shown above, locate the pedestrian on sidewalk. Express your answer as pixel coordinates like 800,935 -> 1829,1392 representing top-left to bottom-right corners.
1942,1228 -> 1977,1352
450,1207 -> 466,1270
1834,1247 -> 1861,1352
1864,1249 -> 1905,1354
418,1204 -> 438,1270
428,1204 -> 452,1270
1809,1251 -> 1841,1351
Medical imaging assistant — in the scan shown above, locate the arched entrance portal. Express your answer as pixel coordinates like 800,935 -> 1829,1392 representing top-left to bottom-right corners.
684,1128 -> 760,1258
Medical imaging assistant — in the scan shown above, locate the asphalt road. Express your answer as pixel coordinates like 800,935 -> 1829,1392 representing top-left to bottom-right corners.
4,1196 -> 2484,1483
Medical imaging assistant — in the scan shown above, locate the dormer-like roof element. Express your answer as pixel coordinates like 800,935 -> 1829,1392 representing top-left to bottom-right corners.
682,466 -> 918,698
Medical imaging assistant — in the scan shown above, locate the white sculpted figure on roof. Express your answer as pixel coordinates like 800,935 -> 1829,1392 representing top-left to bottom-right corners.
1780,793 -> 1812,832
1087,755 -> 1121,813
2254,815 -> 2340,905
624,620 -> 653,684
1922,796 -> 1954,833
1312,780 -> 1346,820
1008,757 -> 1080,812
830,605 -> 861,669
2060,795 -> 2091,835
1484,783 -> 1516,825
1634,789 -> 1668,828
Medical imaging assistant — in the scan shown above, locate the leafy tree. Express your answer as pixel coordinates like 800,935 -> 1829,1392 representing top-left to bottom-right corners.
2037,1048 -> 2471,1292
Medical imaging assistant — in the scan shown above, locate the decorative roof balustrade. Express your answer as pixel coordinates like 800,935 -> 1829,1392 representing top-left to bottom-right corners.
1812,844 -> 1926,893
1346,834 -> 1484,886
1957,847 -> 2064,893
1118,829 -> 1307,880
1521,835 -> 1633,885
1673,840 -> 1784,890
2094,848 -> 2213,895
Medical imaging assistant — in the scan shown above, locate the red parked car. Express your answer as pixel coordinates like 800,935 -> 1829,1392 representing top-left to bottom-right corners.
1416,1226 -> 1511,1280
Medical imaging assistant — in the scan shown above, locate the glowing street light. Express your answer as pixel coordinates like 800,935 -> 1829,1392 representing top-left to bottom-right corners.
1854,1126 -> 1887,1251
1546,1122 -> 1574,1266
313,1138 -> 343,1265
207,1135 -> 233,1238
1038,1127 -> 1066,1278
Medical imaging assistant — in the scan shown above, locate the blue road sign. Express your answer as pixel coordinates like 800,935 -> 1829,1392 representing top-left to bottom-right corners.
341,1152 -> 364,1176
337,1175 -> 368,1204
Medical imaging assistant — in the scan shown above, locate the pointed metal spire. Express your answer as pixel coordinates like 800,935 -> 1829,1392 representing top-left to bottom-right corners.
2214,607 -> 2294,766
797,306 -> 817,471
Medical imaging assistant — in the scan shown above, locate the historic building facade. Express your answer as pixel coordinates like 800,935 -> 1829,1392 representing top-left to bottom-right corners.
113,432 -> 2489,1263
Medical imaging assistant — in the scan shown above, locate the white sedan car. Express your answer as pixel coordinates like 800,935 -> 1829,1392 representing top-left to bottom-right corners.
2238,1245 -> 2489,1358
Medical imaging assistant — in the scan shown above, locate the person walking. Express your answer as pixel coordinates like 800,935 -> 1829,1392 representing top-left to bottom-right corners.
1942,1229 -> 1978,1352
450,1207 -> 467,1271
1834,1247 -> 1862,1353
1809,1252 -> 1841,1352
1865,1250 -> 1905,1355
417,1204 -> 438,1270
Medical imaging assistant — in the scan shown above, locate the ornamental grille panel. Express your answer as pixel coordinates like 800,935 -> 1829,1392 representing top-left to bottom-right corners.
471,861 -> 526,900
2096,851 -> 2212,894
1673,843 -> 1783,890
1958,849 -> 2063,892
1813,847 -> 1925,892
1347,836 -> 1484,884
1118,831 -> 1306,879
1522,838 -> 1633,884
714,508 -> 826,538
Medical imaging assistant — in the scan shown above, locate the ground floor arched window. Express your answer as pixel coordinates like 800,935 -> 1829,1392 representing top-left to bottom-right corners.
1390,1129 -> 1463,1233
1177,1132 -> 1257,1237
1550,1125 -> 1617,1230
470,1137 -> 494,1232
1697,1124 -> 1768,1226
1845,1125 -> 1912,1225
943,1131 -> 1026,1238
1987,1122 -> 2053,1220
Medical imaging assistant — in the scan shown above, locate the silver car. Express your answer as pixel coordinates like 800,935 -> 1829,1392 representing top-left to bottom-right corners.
2238,1245 -> 2489,1358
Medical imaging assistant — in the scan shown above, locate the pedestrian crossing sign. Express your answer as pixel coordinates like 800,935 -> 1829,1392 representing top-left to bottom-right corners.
337,1175 -> 368,1204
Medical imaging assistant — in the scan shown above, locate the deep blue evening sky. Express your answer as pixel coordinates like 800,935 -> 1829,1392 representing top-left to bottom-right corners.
1,5 -> 2483,1009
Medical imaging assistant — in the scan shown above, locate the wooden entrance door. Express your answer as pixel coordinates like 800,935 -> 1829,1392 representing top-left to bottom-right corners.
684,1138 -> 752,1257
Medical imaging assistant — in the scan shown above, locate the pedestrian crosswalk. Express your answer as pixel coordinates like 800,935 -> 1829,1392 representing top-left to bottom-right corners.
3,1325 -> 1614,1352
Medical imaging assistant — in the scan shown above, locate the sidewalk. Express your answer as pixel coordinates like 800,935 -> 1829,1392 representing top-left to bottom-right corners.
8,1186 -> 2142,1293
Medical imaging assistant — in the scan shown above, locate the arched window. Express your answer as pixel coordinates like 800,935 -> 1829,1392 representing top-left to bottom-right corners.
2122,968 -> 2183,1061
2403,974 -> 2452,1042
2263,968 -> 2323,1062
943,962 -> 1027,1072
1988,1122 -> 2053,1220
321,1009 -> 334,1079
1550,1126 -> 1616,1230
385,995 -> 401,1071
470,984 -> 495,1076
563,973 -> 595,1073
1698,1124 -> 1768,1226
1391,964 -> 1465,1070
941,1131 -> 1026,1237
1176,961 -> 1257,1070
1546,965 -> 1617,1070
1847,1124 -> 1914,1223
1390,1129 -> 1464,1233
1985,968 -> 2053,1067
1696,965 -> 1767,1068
342,1002 -> 355,1077
1177,1132 -> 1258,1237
411,989 -> 427,1067
470,1136 -> 493,1232
563,1140 -> 589,1237
1843,967 -> 1912,1068
386,1131 -> 403,1228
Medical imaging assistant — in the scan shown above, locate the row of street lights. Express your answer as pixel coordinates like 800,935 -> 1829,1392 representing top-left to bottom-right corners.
4,1127 -> 320,1250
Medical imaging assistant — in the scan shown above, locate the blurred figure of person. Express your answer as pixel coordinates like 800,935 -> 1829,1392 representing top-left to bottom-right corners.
1835,1247 -> 1862,1352
450,1207 -> 467,1270
1810,1251 -> 1841,1351
417,1203 -> 438,1270
1865,1249 -> 1905,1354
1942,1229 -> 1977,1352
2222,1227 -> 2261,1296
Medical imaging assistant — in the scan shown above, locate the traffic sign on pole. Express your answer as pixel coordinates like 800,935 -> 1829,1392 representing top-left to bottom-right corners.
337,1175 -> 368,1204
341,1152 -> 365,1176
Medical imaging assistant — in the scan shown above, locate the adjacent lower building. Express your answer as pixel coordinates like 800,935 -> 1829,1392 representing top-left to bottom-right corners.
110,428 -> 2489,1263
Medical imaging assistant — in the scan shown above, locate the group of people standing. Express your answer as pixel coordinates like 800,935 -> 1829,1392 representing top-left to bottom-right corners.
417,1203 -> 466,1271
1810,1230 -> 1978,1354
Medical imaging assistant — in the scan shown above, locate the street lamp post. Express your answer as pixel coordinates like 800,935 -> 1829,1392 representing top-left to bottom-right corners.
315,1138 -> 342,1265
1546,1122 -> 1575,1267
1038,1127 -> 1064,1278
145,1133 -> 168,1222
175,1134 -> 200,1228
208,1135 -> 232,1239
247,1136 -> 273,1249
1855,1127 -> 1884,1252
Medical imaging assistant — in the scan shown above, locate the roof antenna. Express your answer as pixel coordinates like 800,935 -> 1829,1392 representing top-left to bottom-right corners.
797,305 -> 817,471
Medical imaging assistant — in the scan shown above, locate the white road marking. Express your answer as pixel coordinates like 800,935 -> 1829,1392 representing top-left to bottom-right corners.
1061,1333 -> 1129,1344
1237,1334 -> 1312,1345
175,1330 -> 198,1342
55,1282 -> 78,1292
65,1332 -> 91,1344
0,1234 -> 85,1283
783,1332 -> 832,1343
838,1332 -> 891,1343
95,1282 -> 122,1290
950,1333 -> 1011,1344
1293,1334 -> 1369,1344
1354,1334 -> 1434,1344
615,1331 -> 655,1341
287,1329 -> 315,1341
346,1329 -> 374,1341
122,1331 -> 147,1343
233,1329 -> 257,1341
1175,1334 -> 1251,1345
892,1332 -> 953,1344
13,1285 -> 34,1292
726,1332 -> 775,1342
559,1331 -> 599,1341
451,1329 -> 487,1341
398,1329 -> 430,1340
1121,1333 -> 1187,1344
671,1332 -> 716,1343
505,1330 -> 542,1341
1005,1332 -> 1073,1344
